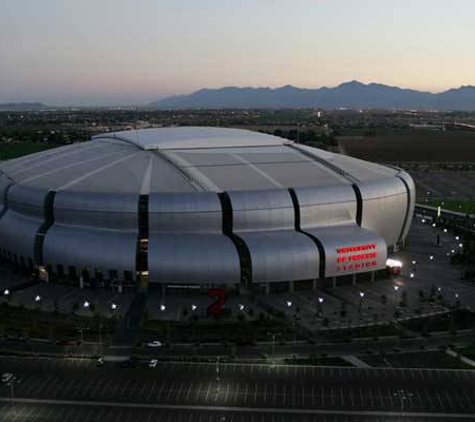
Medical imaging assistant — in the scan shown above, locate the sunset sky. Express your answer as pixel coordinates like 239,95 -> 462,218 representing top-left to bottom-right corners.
1,0 -> 474,105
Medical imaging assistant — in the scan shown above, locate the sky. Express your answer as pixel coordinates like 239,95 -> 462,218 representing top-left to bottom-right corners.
1,0 -> 474,106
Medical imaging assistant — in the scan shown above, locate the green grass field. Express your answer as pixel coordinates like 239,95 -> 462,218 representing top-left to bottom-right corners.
426,199 -> 475,214
0,142 -> 56,160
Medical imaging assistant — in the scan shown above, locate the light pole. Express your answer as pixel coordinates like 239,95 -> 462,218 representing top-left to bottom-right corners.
8,374 -> 18,416
393,389 -> 413,417
359,291 -> 365,314
318,297 -> 324,316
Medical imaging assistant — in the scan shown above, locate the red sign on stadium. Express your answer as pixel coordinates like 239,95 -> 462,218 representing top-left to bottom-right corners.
335,243 -> 378,272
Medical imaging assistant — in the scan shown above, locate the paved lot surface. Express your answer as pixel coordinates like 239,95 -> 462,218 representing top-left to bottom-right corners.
1,402 -> 473,422
410,171 -> 475,200
0,357 -> 475,420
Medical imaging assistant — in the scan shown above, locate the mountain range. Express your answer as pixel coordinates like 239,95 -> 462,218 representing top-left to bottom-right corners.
149,81 -> 475,110
0,102 -> 47,111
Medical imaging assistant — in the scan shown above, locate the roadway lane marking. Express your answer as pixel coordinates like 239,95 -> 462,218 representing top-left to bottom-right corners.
5,397 -> 475,419
185,382 -> 193,403
156,382 -> 166,400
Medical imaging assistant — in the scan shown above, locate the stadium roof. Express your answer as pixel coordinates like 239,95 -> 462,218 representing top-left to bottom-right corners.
92,127 -> 287,150
0,127 -> 399,195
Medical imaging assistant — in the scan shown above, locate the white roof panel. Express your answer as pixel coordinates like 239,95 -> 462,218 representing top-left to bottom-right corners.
92,127 -> 288,150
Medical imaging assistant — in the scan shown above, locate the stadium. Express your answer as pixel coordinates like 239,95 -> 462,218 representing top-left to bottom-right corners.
0,127 -> 414,293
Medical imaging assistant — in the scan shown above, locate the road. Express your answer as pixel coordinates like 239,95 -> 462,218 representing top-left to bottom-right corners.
0,357 -> 475,421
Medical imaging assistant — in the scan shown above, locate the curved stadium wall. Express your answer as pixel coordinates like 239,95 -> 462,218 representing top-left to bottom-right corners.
0,127 -> 415,289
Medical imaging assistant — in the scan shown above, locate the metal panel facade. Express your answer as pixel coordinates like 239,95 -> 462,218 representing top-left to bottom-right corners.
358,178 -> 408,247
148,192 -> 241,284
306,225 -> 387,277
43,191 -> 139,279
149,192 -> 222,233
240,231 -> 320,283
397,171 -> 416,241
0,174 -> 13,213
295,185 -> 357,229
149,234 -> 240,284
229,189 -> 320,283
0,185 -> 48,262
228,189 -> 295,232
43,226 -> 137,278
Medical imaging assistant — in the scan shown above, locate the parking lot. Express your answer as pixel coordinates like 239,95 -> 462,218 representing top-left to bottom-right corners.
1,357 -> 475,418
410,171 -> 475,200
2,402 -> 473,422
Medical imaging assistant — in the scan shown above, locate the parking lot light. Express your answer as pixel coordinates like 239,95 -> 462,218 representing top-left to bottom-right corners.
411,260 -> 417,265
238,304 -> 244,311
318,297 -> 324,303
432,223 -> 436,227
429,255 -> 434,261
111,303 -> 118,310
437,287 -> 442,293
443,228 -> 448,233
191,304 -> 197,311
35,295 -> 41,302
359,291 -> 365,298
455,236 -> 460,240
421,218 -> 426,223
394,285 -> 399,291
286,300 -> 292,308
83,301 -> 90,309
451,249 -> 455,254
459,243 -> 463,248
410,272 -> 415,279
159,304 -> 166,311
3,289 -> 9,296
455,293 -> 459,299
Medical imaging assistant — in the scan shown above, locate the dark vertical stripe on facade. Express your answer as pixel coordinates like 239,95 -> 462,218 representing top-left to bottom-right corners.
288,188 -> 326,279
352,184 -> 363,226
136,194 -> 149,272
396,175 -> 412,246
0,183 -> 13,220
218,192 -> 252,286
34,190 -> 56,265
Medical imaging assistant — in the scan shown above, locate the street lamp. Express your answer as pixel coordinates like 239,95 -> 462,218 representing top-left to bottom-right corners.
83,300 -> 90,309
111,303 -> 118,311
393,389 -> 413,416
410,272 -> 415,279
35,295 -> 41,303
358,291 -> 364,314
238,304 -> 244,311
286,300 -> 292,308
317,297 -> 324,315
159,304 -> 166,311
394,285 -> 399,292
7,374 -> 18,416
429,255 -> 434,261
3,289 -> 9,296
191,304 -> 197,311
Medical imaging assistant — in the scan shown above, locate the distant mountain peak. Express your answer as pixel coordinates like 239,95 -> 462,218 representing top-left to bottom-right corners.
0,102 -> 47,111
148,81 -> 475,111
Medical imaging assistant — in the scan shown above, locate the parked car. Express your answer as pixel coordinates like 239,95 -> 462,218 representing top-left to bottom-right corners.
147,340 -> 162,348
